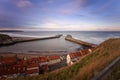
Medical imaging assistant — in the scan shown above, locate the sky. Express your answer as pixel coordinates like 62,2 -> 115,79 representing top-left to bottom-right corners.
0,0 -> 120,31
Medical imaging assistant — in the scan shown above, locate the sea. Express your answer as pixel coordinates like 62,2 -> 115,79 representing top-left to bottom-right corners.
0,31 -> 120,53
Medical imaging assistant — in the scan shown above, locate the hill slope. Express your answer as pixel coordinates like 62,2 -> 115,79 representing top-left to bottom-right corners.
12,38 -> 120,80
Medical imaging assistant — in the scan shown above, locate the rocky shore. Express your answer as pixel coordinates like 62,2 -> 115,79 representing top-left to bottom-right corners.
0,34 -> 14,46
0,34 -> 62,46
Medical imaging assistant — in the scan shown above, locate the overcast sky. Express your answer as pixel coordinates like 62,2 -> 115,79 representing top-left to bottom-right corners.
0,0 -> 120,31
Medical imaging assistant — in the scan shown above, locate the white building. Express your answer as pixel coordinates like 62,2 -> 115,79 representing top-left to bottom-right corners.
66,54 -> 73,65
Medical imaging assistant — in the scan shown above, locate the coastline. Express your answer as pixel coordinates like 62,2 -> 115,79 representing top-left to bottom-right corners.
1,33 -> 119,79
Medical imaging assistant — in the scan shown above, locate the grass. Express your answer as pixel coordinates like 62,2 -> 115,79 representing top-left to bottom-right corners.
10,38 -> 120,80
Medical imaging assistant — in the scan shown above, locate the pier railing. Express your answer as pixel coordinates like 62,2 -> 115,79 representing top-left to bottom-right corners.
92,57 -> 120,80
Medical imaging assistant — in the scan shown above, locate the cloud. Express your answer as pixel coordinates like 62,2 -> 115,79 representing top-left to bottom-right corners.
74,0 -> 86,8
58,0 -> 88,15
13,0 -> 32,8
60,9 -> 75,15
96,26 -> 120,31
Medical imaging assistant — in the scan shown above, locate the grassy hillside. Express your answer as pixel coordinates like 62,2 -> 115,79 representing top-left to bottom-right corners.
12,38 -> 120,80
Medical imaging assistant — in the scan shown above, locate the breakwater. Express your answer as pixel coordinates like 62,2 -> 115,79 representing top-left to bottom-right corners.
65,35 -> 97,47
0,34 -> 62,46
13,34 -> 62,43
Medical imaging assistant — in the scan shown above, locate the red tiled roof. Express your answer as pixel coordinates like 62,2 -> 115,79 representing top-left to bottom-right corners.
27,63 -> 39,68
26,69 -> 38,74
80,49 -> 89,55
48,56 -> 60,60
1,57 -> 17,65
0,65 -> 26,76
26,57 -> 39,64
39,56 -> 48,62
77,52 -> 82,56
17,60 -> 27,66
69,49 -> 91,59
14,65 -> 26,73
69,52 -> 82,59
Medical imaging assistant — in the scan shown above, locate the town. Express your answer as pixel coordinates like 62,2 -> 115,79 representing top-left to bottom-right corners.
0,48 -> 95,79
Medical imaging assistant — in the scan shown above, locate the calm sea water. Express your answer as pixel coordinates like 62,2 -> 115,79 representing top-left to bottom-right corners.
0,31 -> 120,53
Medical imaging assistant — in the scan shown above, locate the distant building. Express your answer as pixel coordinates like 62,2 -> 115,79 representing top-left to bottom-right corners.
48,56 -> 61,65
39,56 -> 48,74
26,63 -> 39,76
0,65 -> 26,78
0,48 -> 95,79
66,48 -> 95,65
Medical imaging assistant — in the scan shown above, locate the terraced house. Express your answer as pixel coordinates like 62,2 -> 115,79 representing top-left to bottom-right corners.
0,48 -> 94,79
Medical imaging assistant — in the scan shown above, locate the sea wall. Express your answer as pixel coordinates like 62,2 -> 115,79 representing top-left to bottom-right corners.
0,34 -> 62,46
65,35 -> 97,47
13,34 -> 62,43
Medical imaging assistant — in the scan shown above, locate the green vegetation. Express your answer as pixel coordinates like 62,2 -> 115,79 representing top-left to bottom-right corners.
11,38 -> 120,80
